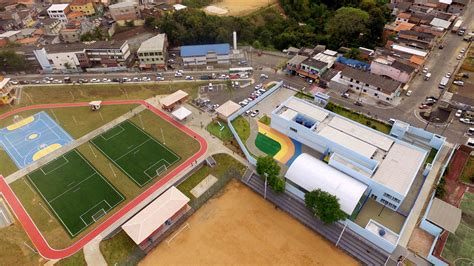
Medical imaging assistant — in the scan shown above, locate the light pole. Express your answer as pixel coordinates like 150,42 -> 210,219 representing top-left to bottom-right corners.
264,172 -> 268,199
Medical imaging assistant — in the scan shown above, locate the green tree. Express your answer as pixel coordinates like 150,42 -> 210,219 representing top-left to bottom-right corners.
305,189 -> 347,223
0,50 -> 28,72
344,48 -> 361,60
125,20 -> 134,27
15,3 -> 27,9
256,156 -> 285,192
327,7 -> 370,49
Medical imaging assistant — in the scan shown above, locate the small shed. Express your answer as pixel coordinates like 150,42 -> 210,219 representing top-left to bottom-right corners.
171,106 -> 192,121
215,100 -> 241,121
122,186 -> 190,250
426,198 -> 462,234
160,90 -> 189,111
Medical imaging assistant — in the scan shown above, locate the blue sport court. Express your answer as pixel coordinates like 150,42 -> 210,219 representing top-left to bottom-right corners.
0,111 -> 73,168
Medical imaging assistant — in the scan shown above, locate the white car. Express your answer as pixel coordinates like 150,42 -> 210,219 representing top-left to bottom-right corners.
250,110 -> 260,117
454,80 -> 464,86
239,100 -> 249,106
460,48 -> 466,53
422,67 -> 428,73
156,76 -> 165,81
10,80 -> 19,85
455,110 -> 463,117
245,110 -> 252,116
460,118 -> 472,124
208,83 -> 213,91
406,90 -> 412,96
260,74 -> 269,79
185,76 -> 194,80
445,72 -> 452,78
175,72 -> 183,77
457,54 -> 463,60
141,77 -> 151,82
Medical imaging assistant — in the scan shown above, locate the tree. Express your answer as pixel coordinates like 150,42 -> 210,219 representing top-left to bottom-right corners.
125,20 -> 134,27
344,48 -> 361,60
327,7 -> 370,49
305,189 -> 346,224
256,156 -> 285,193
0,50 -> 28,72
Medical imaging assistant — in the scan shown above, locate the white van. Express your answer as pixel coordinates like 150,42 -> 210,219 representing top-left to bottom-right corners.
467,138 -> 474,147
467,128 -> 474,136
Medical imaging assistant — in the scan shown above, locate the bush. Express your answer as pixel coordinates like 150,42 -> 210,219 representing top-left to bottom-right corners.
366,121 -> 372,126
435,177 -> 446,198
470,175 -> 474,183
256,156 -> 284,193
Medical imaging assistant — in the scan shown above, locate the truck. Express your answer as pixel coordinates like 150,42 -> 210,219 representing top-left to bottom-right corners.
439,77 -> 449,89
452,20 -> 463,33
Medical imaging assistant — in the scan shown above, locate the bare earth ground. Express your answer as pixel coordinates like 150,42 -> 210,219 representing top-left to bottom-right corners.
140,180 -> 359,265
207,0 -> 277,16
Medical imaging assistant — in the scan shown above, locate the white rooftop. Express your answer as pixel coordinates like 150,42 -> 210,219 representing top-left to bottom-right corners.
171,106 -> 192,120
391,44 -> 427,57
109,2 -> 136,8
284,97 -> 329,122
319,126 -> 378,159
47,4 -> 69,11
0,31 -> 21,38
372,142 -> 426,195
138,34 -> 166,53
122,186 -> 190,245
286,153 -> 368,214
329,116 -> 394,152
0,78 -> 11,89
173,4 -> 187,10
430,18 -> 451,29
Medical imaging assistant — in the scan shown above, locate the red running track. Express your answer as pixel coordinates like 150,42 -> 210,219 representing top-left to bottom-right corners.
0,100 -> 208,259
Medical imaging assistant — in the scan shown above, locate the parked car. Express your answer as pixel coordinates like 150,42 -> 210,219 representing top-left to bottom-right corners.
174,72 -> 183,77
406,90 -> 412,96
422,67 -> 428,73
185,76 -> 194,80
388,118 -> 396,125
419,104 -> 430,109
455,110 -> 463,117
260,74 -> 269,79
354,101 -> 363,106
156,76 -> 165,81
341,92 -> 350,98
460,48 -> 466,53
457,54 -> 463,60
10,80 -> 18,85
454,80 -> 464,86
445,72 -> 452,78
467,128 -> 474,136
460,118 -> 472,124
250,110 -> 260,117
208,83 -> 213,91
245,110 -> 252,116
466,138 -> 474,147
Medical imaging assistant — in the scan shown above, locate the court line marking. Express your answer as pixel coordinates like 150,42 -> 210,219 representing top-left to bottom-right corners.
40,156 -> 69,175
99,124 -> 125,141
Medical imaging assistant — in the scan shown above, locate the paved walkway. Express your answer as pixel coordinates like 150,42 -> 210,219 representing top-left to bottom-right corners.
398,142 -> 454,247
0,99 -> 208,260
5,103 -> 146,184
83,236 -> 107,266
245,118 -> 266,158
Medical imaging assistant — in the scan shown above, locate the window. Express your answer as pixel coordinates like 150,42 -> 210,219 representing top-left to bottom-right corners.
363,89 -> 367,92
377,87 -> 381,91
365,83 -> 369,86
349,84 -> 353,88
350,78 -> 353,82
374,93 -> 378,96
386,97 -> 390,101
290,127 -> 297,133
356,80 -> 360,84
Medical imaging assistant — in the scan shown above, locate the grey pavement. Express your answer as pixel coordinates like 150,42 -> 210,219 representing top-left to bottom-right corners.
83,236 -> 107,266
5,104 -> 146,184
245,118 -> 266,158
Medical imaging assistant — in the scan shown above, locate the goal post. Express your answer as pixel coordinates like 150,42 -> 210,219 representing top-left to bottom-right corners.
91,209 -> 106,222
156,164 -> 167,176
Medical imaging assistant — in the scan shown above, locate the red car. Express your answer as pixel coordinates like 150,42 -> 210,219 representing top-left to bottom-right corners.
229,74 -> 240,79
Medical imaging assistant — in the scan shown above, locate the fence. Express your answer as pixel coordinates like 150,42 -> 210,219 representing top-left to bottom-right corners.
227,81 -> 284,166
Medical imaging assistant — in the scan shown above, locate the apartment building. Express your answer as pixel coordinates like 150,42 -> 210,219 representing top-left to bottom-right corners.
137,34 -> 167,70
47,4 -> 70,22
109,2 -> 140,21
69,0 -> 95,16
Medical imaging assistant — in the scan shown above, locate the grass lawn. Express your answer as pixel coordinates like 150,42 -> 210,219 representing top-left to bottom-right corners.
442,193 -> 474,264
27,150 -> 125,237
56,250 -> 86,266
294,91 -> 314,100
424,148 -> 438,166
255,133 -> 281,156
100,231 -> 139,266
259,115 -> 271,126
206,120 -> 233,142
177,153 -> 246,200
325,102 -> 391,134
231,116 -> 250,143
0,147 -> 17,177
460,156 -> 474,184
90,120 -> 180,187
0,199 -> 45,265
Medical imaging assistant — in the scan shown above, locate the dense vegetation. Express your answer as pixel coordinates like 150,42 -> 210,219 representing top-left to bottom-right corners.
146,0 -> 390,50
0,50 -> 29,72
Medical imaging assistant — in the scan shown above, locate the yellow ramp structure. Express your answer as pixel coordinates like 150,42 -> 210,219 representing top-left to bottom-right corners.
6,116 -> 34,131
32,143 -> 62,161
258,122 -> 294,164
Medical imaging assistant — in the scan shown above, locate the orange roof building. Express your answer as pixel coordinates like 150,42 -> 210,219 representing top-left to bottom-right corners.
394,22 -> 415,32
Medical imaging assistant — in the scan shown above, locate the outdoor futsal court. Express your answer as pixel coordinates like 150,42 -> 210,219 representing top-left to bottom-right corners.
91,120 -> 180,187
0,111 -> 73,168
27,150 -> 125,237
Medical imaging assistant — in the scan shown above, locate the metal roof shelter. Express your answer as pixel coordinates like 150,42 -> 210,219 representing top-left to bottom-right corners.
180,44 -> 230,57
171,106 -> 192,121
215,100 -> 240,120
284,97 -> 329,122
138,34 -> 166,53
160,90 -> 188,108
122,186 -> 190,245
426,198 -> 461,233
318,126 -> 378,159
285,153 -> 368,214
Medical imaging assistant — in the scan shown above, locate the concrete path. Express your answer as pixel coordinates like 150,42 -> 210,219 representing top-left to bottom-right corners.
398,142 -> 454,247
83,236 -> 107,266
5,104 -> 146,184
245,118 -> 266,158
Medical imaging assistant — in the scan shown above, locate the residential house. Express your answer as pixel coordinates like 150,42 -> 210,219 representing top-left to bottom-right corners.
370,57 -> 415,83
69,0 -> 95,16
42,18 -> 63,36
430,17 -> 451,30
395,12 -> 411,24
296,58 -> 328,80
0,77 -> 16,105
448,0 -> 468,14
0,19 -> 16,31
137,33 -> 168,70
67,11 -> 86,22
109,2 -> 140,21
330,67 -> 402,103
180,43 -> 230,66
398,30 -> 435,49
0,30 -> 22,42
47,4 -> 70,23
59,27 -> 81,43
285,55 -> 308,75
17,9 -> 35,27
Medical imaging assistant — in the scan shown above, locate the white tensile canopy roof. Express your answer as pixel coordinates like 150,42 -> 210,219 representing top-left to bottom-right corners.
285,153 -> 368,214
122,186 -> 190,245
172,106 -> 192,120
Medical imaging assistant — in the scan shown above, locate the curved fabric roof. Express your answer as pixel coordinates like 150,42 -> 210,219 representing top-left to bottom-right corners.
285,153 -> 368,214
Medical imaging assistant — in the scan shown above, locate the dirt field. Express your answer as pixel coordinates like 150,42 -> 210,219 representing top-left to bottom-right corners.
205,0 -> 277,16
140,180 -> 359,265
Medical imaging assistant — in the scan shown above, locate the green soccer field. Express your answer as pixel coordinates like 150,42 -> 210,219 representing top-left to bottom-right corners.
90,120 -> 181,187
27,150 -> 125,237
255,133 -> 281,156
